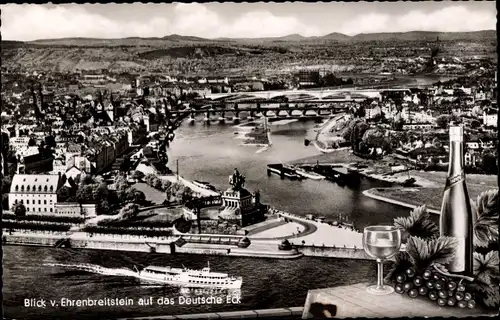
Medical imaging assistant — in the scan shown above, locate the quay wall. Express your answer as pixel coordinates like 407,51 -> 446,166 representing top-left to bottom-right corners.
4,232 -> 389,260
70,239 -> 174,254
4,234 -> 62,247
3,232 -> 174,254
175,247 -> 230,256
297,245 -> 372,260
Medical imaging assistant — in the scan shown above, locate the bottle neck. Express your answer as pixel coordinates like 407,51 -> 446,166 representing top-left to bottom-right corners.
448,141 -> 464,177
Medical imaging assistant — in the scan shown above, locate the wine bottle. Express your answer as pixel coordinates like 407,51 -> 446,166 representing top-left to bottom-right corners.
439,126 -> 473,275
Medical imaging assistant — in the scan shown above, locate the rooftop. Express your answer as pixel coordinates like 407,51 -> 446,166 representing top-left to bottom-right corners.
10,174 -> 60,194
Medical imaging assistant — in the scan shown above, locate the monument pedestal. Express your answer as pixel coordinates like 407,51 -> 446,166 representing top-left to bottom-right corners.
302,283 -> 495,319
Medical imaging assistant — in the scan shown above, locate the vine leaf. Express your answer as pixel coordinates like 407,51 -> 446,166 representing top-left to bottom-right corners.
406,236 -> 457,270
483,286 -> 500,308
473,251 -> 499,286
394,205 -> 439,242
472,189 -> 499,248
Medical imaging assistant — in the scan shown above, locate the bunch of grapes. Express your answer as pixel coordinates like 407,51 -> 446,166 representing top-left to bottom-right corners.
393,267 -> 476,309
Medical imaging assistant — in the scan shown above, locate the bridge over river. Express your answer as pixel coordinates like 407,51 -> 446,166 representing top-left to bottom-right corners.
167,99 -> 359,124
164,88 -> 390,123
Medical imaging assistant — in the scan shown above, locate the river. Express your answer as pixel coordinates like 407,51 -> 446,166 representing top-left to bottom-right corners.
3,118 -> 411,319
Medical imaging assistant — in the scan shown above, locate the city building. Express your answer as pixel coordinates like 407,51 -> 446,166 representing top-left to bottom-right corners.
483,108 -> 498,127
294,70 -> 320,87
54,202 -> 97,217
9,174 -> 62,214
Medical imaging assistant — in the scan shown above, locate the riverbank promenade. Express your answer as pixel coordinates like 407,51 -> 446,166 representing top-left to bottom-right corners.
277,211 -> 363,248
160,174 -> 220,197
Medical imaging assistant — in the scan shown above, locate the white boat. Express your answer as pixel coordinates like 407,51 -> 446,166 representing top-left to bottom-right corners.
136,263 -> 242,289
192,180 -> 217,192
295,167 -> 326,180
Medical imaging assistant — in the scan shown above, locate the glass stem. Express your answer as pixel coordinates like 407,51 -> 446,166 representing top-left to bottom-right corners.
376,258 -> 384,290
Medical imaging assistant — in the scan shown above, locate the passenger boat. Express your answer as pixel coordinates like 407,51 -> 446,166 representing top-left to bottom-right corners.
192,180 -> 218,192
294,167 -> 326,180
136,263 -> 243,289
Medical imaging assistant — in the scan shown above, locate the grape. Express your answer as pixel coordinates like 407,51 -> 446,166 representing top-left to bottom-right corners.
447,297 -> 457,307
455,292 -> 465,301
464,292 -> 472,301
437,298 -> 447,306
440,277 -> 448,283
413,276 -> 423,287
435,280 -> 445,290
429,291 -> 438,301
423,269 -> 433,280
408,289 -> 419,298
448,290 -> 455,297
396,274 -> 406,284
433,274 -> 441,281
447,281 -> 457,291
438,290 -> 448,299
425,280 -> 435,289
395,284 -> 405,294
418,287 -> 428,296
403,282 -> 413,291
406,268 -> 416,278
467,300 -> 476,309
458,301 -> 468,308
457,284 -> 466,292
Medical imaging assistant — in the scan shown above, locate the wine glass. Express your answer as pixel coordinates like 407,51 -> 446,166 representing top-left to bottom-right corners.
363,225 -> 401,295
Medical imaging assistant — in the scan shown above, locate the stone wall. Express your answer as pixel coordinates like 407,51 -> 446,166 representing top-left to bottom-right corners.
70,239 -> 174,254
175,246 -> 230,256
298,245 -> 372,260
3,234 -> 62,246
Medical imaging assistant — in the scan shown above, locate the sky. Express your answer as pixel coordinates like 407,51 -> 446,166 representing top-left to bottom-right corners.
1,2 -> 497,41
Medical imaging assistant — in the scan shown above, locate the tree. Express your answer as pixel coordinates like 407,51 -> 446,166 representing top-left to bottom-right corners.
435,115 -> 450,129
120,203 -> 139,219
144,173 -> 156,186
120,155 -> 131,172
115,174 -> 128,191
351,120 -> 370,152
161,179 -> 172,192
57,186 -> 72,202
481,153 -> 498,174
153,177 -> 163,190
44,135 -> 56,149
132,170 -> 145,181
12,202 -> 26,216
25,137 -> 37,147
125,188 -> 146,204
362,128 -> 386,149
471,119 -> 482,129
76,184 -> 95,203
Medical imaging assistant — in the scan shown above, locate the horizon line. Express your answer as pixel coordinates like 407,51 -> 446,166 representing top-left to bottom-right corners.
3,29 -> 495,42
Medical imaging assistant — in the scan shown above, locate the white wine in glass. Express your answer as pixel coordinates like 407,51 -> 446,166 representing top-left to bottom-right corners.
363,226 -> 402,295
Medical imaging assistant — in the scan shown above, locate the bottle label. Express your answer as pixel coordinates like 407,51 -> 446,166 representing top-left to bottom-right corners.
445,171 -> 465,191
448,237 -> 466,273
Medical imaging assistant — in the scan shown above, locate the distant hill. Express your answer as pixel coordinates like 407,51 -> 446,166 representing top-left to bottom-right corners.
319,32 -> 351,41
162,34 -> 210,42
6,30 -> 494,47
275,34 -> 307,41
1,40 -> 27,48
351,30 -> 496,42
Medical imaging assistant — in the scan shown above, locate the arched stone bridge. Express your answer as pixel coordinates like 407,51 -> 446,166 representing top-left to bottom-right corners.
165,99 -> 358,122
206,88 -> 382,101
